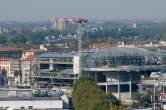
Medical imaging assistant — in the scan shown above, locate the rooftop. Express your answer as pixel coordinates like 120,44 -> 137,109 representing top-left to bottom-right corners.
81,47 -> 166,68
0,48 -> 22,52
93,47 -> 156,57
25,49 -> 46,52
38,53 -> 75,58
24,55 -> 37,61
0,58 -> 11,61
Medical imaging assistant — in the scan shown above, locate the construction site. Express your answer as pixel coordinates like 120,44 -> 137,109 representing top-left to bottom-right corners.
27,18 -> 166,102
81,47 -> 166,101
29,53 -> 78,87
26,46 -> 166,102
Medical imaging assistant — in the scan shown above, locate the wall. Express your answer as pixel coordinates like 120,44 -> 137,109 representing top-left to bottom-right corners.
0,100 -> 63,109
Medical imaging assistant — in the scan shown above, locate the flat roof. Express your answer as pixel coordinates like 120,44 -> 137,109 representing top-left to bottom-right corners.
38,53 -> 75,58
0,58 -> 11,61
0,48 -> 22,51
24,49 -> 46,52
24,55 -> 37,61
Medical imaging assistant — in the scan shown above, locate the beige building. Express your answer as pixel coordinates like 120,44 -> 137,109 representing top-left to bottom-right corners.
159,41 -> 166,46
22,55 -> 37,84
0,58 -> 22,85
0,58 -> 13,77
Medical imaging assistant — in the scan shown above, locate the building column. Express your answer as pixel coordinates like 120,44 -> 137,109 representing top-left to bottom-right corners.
95,72 -> 97,82
49,59 -> 53,70
118,72 -> 121,100
129,72 -> 132,100
106,84 -> 108,93
50,64 -> 53,70
106,73 -> 108,93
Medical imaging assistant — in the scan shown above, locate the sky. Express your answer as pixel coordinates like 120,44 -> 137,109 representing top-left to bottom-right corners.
0,0 -> 166,21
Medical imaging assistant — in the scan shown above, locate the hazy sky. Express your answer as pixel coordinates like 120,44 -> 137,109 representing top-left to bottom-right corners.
0,0 -> 166,20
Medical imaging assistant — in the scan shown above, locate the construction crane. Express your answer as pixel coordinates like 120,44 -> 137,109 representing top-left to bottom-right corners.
51,18 -> 88,76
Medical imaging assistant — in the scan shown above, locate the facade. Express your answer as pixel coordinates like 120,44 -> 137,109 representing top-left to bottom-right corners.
90,43 -> 111,52
159,41 -> 166,46
30,53 -> 78,87
27,47 -> 166,102
55,20 -> 66,31
0,48 -> 23,59
117,41 -> 146,47
0,100 -> 63,109
23,49 -> 46,59
0,48 -> 23,80
0,58 -> 19,85
22,55 -> 37,85
42,45 -> 72,53
0,58 -> 12,78
51,18 -> 66,31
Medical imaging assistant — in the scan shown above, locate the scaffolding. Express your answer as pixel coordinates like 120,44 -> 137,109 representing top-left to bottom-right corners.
29,53 -> 78,87
80,47 -> 166,101
82,47 -> 166,68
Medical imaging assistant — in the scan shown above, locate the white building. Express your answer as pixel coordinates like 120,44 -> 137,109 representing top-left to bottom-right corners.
0,100 -> 63,109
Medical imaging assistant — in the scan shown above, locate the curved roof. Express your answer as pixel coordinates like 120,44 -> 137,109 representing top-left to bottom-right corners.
93,47 -> 155,57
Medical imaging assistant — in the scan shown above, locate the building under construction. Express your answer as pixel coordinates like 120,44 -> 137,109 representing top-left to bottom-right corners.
30,47 -> 166,101
29,53 -> 79,87
81,47 -> 166,101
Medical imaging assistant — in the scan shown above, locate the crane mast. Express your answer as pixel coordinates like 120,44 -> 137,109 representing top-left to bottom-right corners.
51,17 -> 87,76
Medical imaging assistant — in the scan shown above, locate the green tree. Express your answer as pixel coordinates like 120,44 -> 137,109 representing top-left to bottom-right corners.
72,76 -> 125,110
111,105 -> 126,110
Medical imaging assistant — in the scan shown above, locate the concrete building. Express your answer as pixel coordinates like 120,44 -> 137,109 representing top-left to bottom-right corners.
30,53 -> 78,87
0,58 -> 22,85
28,47 -> 166,102
23,49 -> 46,59
0,87 -> 70,110
0,48 -> 23,59
0,58 -> 12,78
81,47 -> 166,102
117,42 -> 146,47
56,20 -> 66,31
0,100 -> 63,109
90,43 -> 111,52
40,45 -> 72,53
0,58 -> 13,85
159,41 -> 166,46
51,18 -> 66,31
0,48 -> 23,85
22,55 -> 37,85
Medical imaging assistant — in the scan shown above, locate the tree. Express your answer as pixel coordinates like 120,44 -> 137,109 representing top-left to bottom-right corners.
107,93 -> 121,106
72,77 -> 110,110
73,76 -> 93,92
111,105 -> 126,110
72,76 -> 125,110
